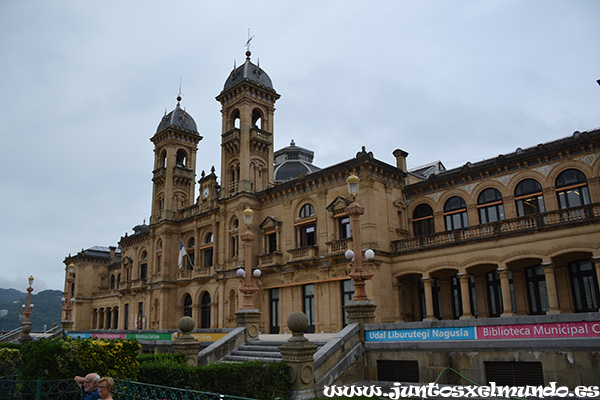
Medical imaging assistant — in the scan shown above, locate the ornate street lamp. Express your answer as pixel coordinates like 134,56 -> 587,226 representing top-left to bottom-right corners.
61,263 -> 76,328
238,206 -> 261,309
345,173 -> 375,301
20,275 -> 34,343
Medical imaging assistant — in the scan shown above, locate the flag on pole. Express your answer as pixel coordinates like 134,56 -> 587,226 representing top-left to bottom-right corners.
178,240 -> 186,269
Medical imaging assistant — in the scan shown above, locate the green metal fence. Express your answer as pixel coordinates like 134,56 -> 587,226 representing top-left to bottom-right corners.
0,378 -> 258,400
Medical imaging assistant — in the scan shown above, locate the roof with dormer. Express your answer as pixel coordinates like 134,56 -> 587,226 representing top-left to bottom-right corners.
156,96 -> 198,134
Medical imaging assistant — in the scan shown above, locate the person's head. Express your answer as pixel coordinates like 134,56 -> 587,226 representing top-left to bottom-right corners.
84,373 -> 100,391
98,377 -> 114,397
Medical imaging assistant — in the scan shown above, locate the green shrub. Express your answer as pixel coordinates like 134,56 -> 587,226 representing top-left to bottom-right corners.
137,359 -> 290,400
17,337 -> 140,380
138,352 -> 186,364
0,348 -> 20,377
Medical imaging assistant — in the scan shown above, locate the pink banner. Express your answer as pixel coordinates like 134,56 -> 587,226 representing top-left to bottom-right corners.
477,321 -> 600,340
92,333 -> 127,339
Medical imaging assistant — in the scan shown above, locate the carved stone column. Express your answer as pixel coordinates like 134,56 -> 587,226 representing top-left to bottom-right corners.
497,268 -> 516,317
421,277 -> 435,320
542,262 -> 560,314
172,316 -> 203,366
345,300 -> 377,341
235,309 -> 261,341
278,312 -> 317,400
458,273 -> 473,319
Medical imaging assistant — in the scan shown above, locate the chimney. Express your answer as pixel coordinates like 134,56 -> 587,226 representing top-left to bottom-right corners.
393,149 -> 409,172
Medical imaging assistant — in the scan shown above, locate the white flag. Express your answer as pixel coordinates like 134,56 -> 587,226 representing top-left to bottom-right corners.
178,240 -> 186,269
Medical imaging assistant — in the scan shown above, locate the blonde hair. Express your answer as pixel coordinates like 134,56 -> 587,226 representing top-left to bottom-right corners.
98,377 -> 114,393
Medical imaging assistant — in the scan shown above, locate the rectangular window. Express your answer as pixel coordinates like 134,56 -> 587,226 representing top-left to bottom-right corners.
570,259 -> 600,312
140,264 -> 147,279
124,303 -> 129,330
451,276 -> 462,319
341,280 -> 354,326
204,248 -> 213,267
526,265 -> 549,315
270,288 -> 280,334
267,232 -> 277,253
137,302 -> 144,330
339,217 -> 351,239
303,284 -> 315,333
300,224 -> 316,247
486,271 -> 503,317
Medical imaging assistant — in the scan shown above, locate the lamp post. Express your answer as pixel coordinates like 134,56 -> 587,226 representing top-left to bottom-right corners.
61,263 -> 76,331
235,206 -> 262,341
344,172 -> 377,341
20,275 -> 34,343
237,206 -> 261,309
344,173 -> 374,301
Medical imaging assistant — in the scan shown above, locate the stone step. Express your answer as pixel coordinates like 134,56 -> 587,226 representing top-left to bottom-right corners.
237,344 -> 281,352
224,355 -> 282,363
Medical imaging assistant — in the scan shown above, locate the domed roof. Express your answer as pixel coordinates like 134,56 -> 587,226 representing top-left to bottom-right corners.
223,51 -> 274,91
274,140 -> 320,182
156,96 -> 198,134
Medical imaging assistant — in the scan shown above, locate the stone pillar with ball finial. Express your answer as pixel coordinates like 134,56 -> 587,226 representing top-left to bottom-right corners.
172,316 -> 203,366
278,311 -> 318,400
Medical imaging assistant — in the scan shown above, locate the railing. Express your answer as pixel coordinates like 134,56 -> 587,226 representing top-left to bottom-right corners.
393,203 -> 600,252
287,246 -> 318,260
258,252 -> 282,267
0,327 -> 22,343
173,166 -> 194,180
222,128 -> 240,144
326,238 -> 352,255
0,378 -> 257,400
249,127 -> 272,144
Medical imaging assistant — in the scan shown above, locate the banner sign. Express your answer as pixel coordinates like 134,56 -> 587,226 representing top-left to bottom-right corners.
172,332 -> 228,342
366,321 -> 600,342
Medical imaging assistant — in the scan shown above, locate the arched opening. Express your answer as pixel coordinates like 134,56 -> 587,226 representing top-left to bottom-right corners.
183,294 -> 192,317
176,149 -> 187,167
231,109 -> 240,129
252,108 -> 263,129
201,292 -> 211,328
160,150 -> 167,168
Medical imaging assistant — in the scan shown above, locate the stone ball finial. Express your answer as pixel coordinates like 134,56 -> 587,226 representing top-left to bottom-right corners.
287,311 -> 309,342
177,316 -> 195,333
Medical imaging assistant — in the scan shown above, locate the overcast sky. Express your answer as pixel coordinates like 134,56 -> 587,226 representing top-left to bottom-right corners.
1,1 -> 599,292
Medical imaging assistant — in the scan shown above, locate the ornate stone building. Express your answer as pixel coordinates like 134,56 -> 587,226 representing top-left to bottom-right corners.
63,51 -> 600,334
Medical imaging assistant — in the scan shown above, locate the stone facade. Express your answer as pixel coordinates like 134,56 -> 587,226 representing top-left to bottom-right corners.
63,51 -> 600,337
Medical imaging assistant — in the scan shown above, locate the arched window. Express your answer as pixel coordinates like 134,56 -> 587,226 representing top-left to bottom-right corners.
160,150 -> 167,168
477,188 -> 505,224
299,203 -> 315,218
412,203 -> 434,236
176,149 -> 187,167
556,169 -> 590,209
515,179 -> 545,216
298,203 -> 316,247
183,294 -> 192,317
110,275 -> 116,290
201,292 -> 211,328
443,196 -> 468,230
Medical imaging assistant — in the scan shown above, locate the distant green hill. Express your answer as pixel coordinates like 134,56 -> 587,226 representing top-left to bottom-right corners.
0,288 -> 62,332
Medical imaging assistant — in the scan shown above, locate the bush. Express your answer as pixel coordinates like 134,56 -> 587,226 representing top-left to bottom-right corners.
138,353 -> 186,364
0,348 -> 20,377
137,360 -> 290,400
17,337 -> 140,380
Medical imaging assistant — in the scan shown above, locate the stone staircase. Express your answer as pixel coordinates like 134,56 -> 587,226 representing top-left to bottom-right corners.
223,339 -> 330,363
224,340 -> 285,362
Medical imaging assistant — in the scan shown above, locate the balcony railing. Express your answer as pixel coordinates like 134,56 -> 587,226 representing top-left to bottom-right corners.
250,126 -> 273,144
288,246 -> 319,261
258,252 -> 283,267
222,128 -> 240,144
393,203 -> 600,253
326,238 -> 352,255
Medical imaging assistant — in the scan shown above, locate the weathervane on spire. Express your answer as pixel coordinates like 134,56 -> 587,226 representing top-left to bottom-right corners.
245,28 -> 254,53
177,76 -> 183,106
